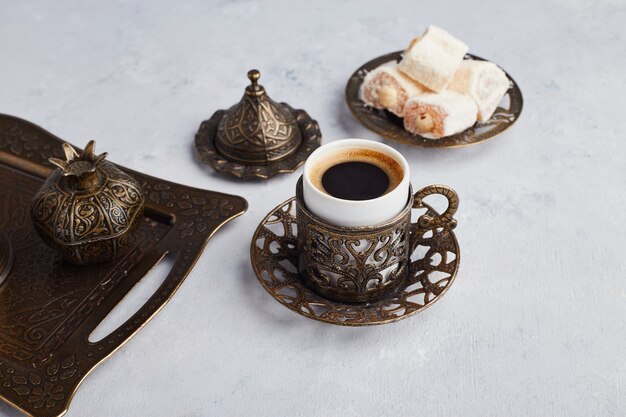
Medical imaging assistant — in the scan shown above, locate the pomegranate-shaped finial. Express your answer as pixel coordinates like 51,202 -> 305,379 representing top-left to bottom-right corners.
31,141 -> 145,265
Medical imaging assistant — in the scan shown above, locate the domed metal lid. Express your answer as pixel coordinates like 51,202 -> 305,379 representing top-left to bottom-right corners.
215,70 -> 302,165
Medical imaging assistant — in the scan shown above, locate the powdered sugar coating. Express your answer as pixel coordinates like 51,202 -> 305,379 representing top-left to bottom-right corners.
449,59 -> 510,122
360,61 -> 425,117
404,91 -> 477,139
398,26 -> 468,92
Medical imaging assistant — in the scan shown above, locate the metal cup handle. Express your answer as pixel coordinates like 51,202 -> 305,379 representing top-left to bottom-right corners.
413,184 -> 459,230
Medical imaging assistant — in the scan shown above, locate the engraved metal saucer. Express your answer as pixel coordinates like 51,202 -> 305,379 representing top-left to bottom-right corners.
195,69 -> 322,179
345,51 -> 523,148
250,197 -> 460,326
0,231 -> 13,285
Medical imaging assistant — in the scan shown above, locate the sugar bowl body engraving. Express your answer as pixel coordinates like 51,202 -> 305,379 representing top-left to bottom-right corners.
30,141 -> 145,265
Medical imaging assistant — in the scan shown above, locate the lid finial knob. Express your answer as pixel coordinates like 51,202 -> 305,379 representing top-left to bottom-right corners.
246,69 -> 264,95
248,69 -> 260,85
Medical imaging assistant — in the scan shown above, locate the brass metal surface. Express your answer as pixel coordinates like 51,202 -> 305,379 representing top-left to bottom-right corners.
345,52 -> 523,148
30,141 -> 145,265
0,231 -> 12,286
251,186 -> 460,325
215,69 -> 302,164
0,114 -> 247,417
296,191 -> 411,303
195,70 -> 322,179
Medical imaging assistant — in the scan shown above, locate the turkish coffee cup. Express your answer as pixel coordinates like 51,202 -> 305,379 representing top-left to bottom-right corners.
297,139 -> 458,303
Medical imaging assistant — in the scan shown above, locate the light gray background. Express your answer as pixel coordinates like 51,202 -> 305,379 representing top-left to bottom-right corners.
0,0 -> 624,416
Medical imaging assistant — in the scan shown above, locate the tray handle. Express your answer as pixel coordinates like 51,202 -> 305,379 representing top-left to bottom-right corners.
87,251 -> 177,344
75,246 -> 182,356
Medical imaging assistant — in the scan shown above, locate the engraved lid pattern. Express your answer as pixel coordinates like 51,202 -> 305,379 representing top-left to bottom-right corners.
215,69 -> 302,164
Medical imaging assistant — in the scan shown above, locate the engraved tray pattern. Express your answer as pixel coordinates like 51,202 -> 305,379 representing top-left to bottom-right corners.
0,114 -> 247,417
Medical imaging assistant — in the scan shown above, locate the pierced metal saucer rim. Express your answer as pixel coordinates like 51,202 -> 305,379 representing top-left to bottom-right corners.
345,51 -> 524,149
250,196 -> 461,326
195,104 -> 322,179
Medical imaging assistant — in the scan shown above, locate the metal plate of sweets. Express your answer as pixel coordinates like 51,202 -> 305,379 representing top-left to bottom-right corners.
0,114 -> 247,417
345,51 -> 523,148
250,196 -> 460,326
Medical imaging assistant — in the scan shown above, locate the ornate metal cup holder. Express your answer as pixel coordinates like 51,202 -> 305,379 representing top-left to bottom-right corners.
250,196 -> 461,326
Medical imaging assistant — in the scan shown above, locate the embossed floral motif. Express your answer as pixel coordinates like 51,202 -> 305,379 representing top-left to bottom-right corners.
203,198 -> 234,220
177,196 -> 235,238
27,382 -> 64,409
8,355 -> 78,409
0,124 -> 61,162
146,183 -> 176,207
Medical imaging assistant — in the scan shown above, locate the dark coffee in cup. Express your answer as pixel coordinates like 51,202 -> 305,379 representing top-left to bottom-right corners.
308,148 -> 404,201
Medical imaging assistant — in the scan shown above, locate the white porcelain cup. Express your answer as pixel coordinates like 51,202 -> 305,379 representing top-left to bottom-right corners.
302,139 -> 410,227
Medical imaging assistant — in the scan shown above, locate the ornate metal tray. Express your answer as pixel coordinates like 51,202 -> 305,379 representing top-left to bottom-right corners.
0,114 -> 247,417
250,197 -> 460,326
345,51 -> 523,148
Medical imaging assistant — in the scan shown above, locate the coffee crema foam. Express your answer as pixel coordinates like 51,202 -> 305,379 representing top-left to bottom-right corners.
308,148 -> 404,199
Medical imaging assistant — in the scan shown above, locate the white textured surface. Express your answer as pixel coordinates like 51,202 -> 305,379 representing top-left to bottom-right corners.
0,0 -> 625,416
